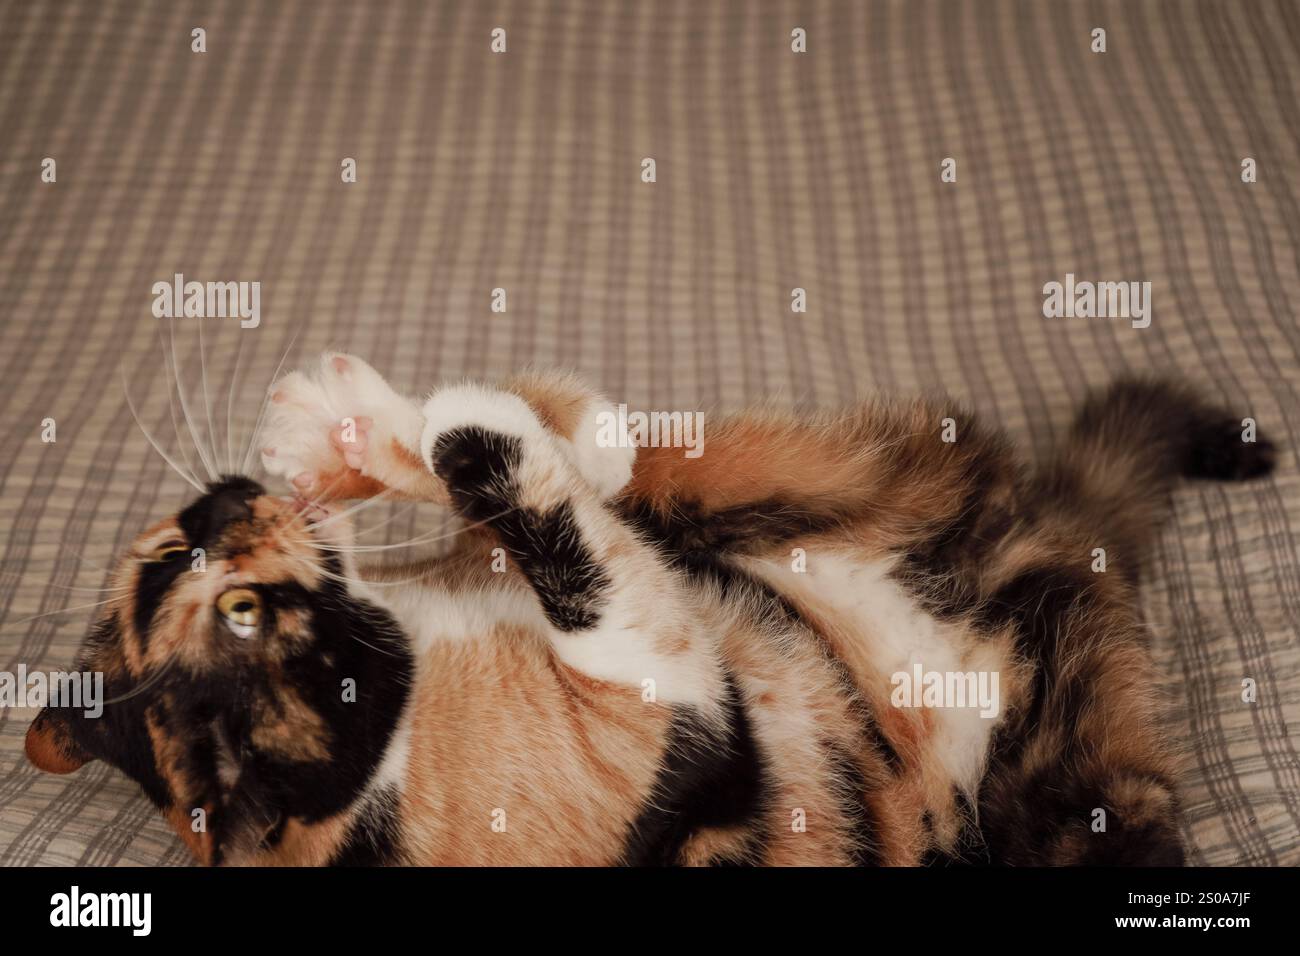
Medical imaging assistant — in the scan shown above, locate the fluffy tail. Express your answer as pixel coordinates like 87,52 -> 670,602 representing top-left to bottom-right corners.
1040,378 -> 1277,572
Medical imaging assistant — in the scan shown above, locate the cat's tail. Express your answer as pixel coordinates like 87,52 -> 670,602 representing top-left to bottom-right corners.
1038,378 -> 1276,573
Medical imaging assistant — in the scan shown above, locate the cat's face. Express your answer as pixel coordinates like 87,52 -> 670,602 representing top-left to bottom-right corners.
25,477 -> 411,865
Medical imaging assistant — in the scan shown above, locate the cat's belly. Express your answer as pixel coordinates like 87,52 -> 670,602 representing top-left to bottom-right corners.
741,550 -> 1007,795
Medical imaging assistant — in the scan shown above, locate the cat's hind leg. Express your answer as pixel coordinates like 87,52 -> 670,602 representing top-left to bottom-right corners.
972,381 -> 1277,866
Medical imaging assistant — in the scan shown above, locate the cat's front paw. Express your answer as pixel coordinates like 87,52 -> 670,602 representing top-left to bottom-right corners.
260,352 -> 425,500
420,385 -> 565,519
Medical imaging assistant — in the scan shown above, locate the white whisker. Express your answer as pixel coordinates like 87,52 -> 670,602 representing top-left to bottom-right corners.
225,327 -> 249,475
279,548 -> 431,603
198,317 -> 220,475
2,597 -> 116,629
309,490 -> 398,530
155,321 -> 203,487
300,558 -> 433,591
40,582 -> 131,593
121,366 -> 206,494
319,500 -> 419,543
168,318 -> 218,481
311,504 -> 518,557
103,657 -> 177,706
312,518 -> 463,553
265,471 -> 363,537
241,326 -> 301,474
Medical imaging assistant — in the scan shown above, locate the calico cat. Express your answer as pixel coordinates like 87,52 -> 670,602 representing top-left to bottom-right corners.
25,353 -> 1275,866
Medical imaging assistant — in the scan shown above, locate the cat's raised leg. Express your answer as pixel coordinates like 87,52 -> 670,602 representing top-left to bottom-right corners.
419,383 -> 727,709
260,355 -> 717,691
260,355 -> 635,507
258,352 -> 437,502
259,353 -> 716,699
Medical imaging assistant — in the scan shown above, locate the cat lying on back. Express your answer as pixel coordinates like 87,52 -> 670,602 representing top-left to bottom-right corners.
26,353 -> 1275,865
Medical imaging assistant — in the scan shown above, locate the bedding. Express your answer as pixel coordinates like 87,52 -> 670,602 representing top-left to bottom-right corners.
0,0 -> 1296,866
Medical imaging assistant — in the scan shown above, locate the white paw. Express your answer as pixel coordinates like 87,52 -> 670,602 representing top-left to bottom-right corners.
419,386 -> 635,500
568,400 -> 636,499
418,384 -> 551,473
260,352 -> 421,496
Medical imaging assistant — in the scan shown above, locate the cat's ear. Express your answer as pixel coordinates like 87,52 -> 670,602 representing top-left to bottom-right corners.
25,708 -> 94,774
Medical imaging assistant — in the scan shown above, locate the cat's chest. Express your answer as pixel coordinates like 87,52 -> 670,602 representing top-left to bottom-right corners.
365,577 -> 545,653
742,550 -> 1003,792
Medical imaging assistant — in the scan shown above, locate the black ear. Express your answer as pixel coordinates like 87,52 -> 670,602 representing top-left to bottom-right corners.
26,707 -> 95,774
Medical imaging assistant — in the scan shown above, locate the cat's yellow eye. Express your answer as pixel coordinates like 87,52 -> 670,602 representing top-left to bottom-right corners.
150,541 -> 188,562
217,588 -> 262,639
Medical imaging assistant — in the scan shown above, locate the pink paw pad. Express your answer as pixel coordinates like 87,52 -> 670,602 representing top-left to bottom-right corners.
330,415 -> 373,470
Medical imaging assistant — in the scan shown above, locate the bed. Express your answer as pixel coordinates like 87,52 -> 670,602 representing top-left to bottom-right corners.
1,0 -> 1296,866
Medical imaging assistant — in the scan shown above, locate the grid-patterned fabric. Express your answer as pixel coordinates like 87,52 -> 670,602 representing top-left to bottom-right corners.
1,0 -> 1297,867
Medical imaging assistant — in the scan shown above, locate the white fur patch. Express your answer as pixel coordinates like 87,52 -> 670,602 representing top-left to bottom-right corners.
745,551 -> 1000,794
548,589 -> 720,708
419,384 -> 549,474
370,577 -> 546,655
369,708 -> 411,794
567,399 -> 636,500
364,548 -> 718,707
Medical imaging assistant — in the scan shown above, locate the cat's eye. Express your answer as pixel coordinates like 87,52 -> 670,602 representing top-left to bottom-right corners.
217,588 -> 262,639
150,541 -> 188,562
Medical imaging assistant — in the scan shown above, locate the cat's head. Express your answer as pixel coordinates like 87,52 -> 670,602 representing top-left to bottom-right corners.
24,476 -> 412,865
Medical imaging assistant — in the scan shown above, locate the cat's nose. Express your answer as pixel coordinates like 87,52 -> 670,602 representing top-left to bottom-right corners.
179,476 -> 266,546
207,485 -> 257,530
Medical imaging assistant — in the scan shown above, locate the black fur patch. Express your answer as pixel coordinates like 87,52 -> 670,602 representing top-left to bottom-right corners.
620,496 -> 840,558
979,764 -> 1185,866
1185,416 -> 1277,481
491,502 -> 611,631
978,563 -> 1097,752
620,674 -> 768,866
430,426 -> 522,520
895,458 -> 1020,621
132,551 -> 191,645
98,566 -> 410,861
825,741 -> 883,865
56,623 -> 174,811
223,585 -> 412,826
178,476 -> 265,548
920,790 -> 988,866
1068,379 -> 1277,492
433,426 -> 611,631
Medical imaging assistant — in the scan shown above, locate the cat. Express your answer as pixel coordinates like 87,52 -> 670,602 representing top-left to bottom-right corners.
25,353 -> 1276,866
